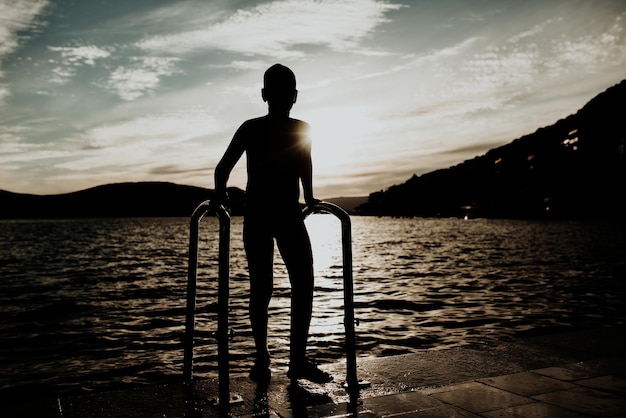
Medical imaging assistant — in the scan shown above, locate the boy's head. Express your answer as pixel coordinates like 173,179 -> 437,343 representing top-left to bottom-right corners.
262,64 -> 297,109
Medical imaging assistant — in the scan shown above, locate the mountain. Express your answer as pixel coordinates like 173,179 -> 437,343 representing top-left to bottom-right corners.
3,81 -> 624,220
324,196 -> 368,213
357,79 -> 626,219
0,182 -> 365,219
0,183 -> 245,219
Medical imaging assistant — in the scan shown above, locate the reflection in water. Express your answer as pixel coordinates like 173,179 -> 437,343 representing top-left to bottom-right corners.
1,217 -> 625,396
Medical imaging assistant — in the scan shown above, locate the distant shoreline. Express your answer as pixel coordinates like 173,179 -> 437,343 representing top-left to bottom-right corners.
0,182 -> 368,219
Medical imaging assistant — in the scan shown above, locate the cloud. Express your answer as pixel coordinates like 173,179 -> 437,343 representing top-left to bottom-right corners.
0,125 -> 30,149
44,45 -> 181,99
460,47 -> 537,94
45,45 -> 182,97
105,57 -> 182,100
359,36 -> 480,80
50,66 -> 76,84
149,164 -> 208,176
507,18 -> 562,43
0,84 -> 9,104
0,0 -> 49,58
407,12 -> 626,118
53,108 -> 223,174
137,0 -> 402,57
551,19 -> 626,74
502,14 -> 626,79
12,0 -> 403,104
48,45 -> 112,66
46,45 -> 112,84
0,0 -> 50,103
410,36 -> 481,65
209,60 -> 268,71
77,109 -> 218,149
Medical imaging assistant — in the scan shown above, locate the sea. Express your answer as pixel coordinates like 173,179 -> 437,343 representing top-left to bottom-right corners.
1,216 -> 625,398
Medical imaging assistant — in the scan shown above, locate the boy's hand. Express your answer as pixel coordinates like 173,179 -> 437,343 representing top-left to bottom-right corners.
305,197 -> 321,208
210,190 -> 230,214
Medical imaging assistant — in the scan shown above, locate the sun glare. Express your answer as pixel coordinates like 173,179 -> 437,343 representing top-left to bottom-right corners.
305,214 -> 342,277
302,106 -> 378,170
305,213 -> 348,336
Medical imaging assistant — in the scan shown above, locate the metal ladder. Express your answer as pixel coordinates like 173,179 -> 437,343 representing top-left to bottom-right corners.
183,200 -> 359,408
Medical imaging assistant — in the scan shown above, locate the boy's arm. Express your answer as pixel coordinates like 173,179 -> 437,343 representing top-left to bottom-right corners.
301,142 -> 318,207
214,126 -> 246,206
302,155 -> 316,206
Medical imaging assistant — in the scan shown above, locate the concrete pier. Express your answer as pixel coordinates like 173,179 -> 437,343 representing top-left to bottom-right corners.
4,326 -> 626,417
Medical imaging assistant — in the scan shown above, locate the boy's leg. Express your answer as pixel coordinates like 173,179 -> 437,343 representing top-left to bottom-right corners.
278,220 -> 333,383
276,220 -> 314,365
243,220 -> 274,369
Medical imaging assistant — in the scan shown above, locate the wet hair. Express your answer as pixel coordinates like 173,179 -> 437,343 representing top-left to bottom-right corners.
264,64 -> 296,92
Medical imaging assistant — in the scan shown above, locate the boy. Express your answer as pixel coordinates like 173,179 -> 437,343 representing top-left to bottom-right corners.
213,64 -> 332,384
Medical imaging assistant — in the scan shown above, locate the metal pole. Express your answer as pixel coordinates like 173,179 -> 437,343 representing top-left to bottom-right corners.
216,206 -> 231,409
302,202 -> 358,391
184,201 -> 211,384
340,214 -> 358,391
184,201 -> 231,393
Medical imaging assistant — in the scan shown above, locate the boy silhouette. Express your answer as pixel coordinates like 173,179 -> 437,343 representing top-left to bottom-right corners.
214,64 -> 332,383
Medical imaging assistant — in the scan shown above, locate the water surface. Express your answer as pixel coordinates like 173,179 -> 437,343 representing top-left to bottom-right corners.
1,216 -> 625,396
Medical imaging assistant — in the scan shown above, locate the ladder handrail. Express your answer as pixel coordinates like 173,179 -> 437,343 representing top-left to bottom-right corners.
302,202 -> 358,391
184,200 -> 231,408
183,200 -> 359,405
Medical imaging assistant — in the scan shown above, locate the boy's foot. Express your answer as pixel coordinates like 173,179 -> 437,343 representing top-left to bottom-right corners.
249,359 -> 271,383
287,360 -> 333,383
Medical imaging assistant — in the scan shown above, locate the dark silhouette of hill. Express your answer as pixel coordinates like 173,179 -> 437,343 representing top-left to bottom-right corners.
325,196 -> 368,212
3,81 -> 623,220
358,79 -> 626,219
0,183 -> 245,218
0,182 -> 365,219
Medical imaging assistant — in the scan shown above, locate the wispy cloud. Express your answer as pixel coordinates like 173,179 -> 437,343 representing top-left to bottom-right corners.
149,164 -> 208,176
49,66 -> 76,85
359,36 -> 480,80
34,0 -> 403,101
75,108 -> 219,150
48,45 -> 112,66
402,12 -> 626,120
104,57 -> 182,101
0,0 -> 49,59
0,0 -> 50,103
44,42 -> 181,99
550,15 -> 626,74
137,0 -> 402,57
47,45 -> 112,84
209,60 -> 269,71
0,85 -> 9,104
0,125 -> 31,153
409,37 -> 481,66
507,18 -> 562,43
3,1 -> 626,197
504,14 -> 626,77
55,107 -> 223,175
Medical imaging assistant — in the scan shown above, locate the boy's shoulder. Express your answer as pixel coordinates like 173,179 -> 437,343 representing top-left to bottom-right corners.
241,116 -> 267,127
287,117 -> 310,132
241,116 -> 309,129
291,117 -> 309,128
235,117 -> 265,136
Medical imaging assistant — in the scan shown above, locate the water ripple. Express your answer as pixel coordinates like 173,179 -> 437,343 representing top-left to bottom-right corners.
1,217 -> 625,397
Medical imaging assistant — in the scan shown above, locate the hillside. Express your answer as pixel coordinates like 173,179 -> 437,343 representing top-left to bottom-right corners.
0,183 -> 245,218
325,196 -> 368,213
3,80 -> 624,220
0,183 -> 366,219
357,79 -> 626,219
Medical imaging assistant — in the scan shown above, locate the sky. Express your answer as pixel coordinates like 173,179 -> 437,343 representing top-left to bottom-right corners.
1,0 -> 625,198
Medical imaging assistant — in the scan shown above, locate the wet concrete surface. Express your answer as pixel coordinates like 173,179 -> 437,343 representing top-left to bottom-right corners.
3,326 -> 626,417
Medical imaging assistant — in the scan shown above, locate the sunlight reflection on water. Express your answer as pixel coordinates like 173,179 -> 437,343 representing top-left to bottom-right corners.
1,216 -> 625,395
